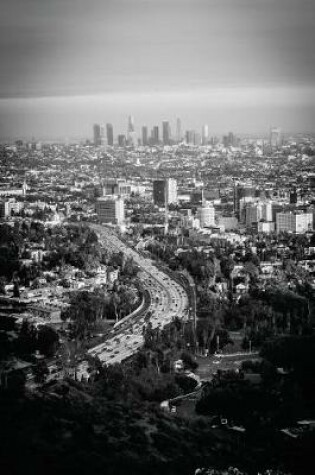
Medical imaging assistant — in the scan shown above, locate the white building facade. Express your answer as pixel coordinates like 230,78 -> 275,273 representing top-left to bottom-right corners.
276,212 -> 313,233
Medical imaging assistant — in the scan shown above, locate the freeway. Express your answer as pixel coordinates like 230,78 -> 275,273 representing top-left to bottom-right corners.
76,224 -> 189,375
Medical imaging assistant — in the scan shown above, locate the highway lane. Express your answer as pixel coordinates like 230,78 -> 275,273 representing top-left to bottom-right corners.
76,224 -> 189,375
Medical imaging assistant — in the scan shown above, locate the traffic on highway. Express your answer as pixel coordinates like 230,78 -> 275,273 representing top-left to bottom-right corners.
75,224 -> 189,377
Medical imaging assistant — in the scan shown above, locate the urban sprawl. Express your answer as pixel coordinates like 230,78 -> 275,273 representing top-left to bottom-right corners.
1,117 -> 315,475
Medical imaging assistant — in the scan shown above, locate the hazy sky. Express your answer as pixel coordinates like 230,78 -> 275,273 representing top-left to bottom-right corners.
1,0 -> 315,140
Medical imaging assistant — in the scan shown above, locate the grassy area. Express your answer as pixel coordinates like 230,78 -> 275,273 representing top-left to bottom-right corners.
195,354 -> 261,381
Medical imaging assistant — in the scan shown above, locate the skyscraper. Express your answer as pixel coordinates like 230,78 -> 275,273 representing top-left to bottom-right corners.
127,115 -> 135,134
106,123 -> 114,146
153,180 -> 165,205
93,123 -> 105,146
228,131 -> 234,146
151,126 -> 159,145
162,120 -> 171,145
142,126 -> 148,146
185,130 -> 195,145
233,184 -> 256,218
176,118 -> 182,143
202,124 -> 209,145
127,115 -> 137,147
270,127 -> 282,147
223,131 -> 236,148
118,134 -> 126,147
166,178 -> 177,203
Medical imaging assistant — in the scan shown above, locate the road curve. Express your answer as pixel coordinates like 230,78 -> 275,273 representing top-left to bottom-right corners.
81,224 -> 189,369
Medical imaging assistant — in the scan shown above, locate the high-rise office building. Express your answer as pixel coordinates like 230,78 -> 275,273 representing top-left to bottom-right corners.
100,126 -> 106,146
228,131 -> 234,146
142,126 -> 148,146
270,127 -> 282,147
106,123 -> 114,146
162,120 -> 171,145
223,131 -> 235,148
245,201 -> 273,228
118,134 -> 126,147
127,115 -> 137,147
153,181 -> 165,205
151,126 -> 159,145
233,184 -> 256,218
262,202 -> 273,222
166,178 -> 177,203
95,196 -> 125,225
127,115 -> 135,134
176,118 -> 182,143
272,203 -> 284,222
185,130 -> 195,145
93,123 -> 105,146
245,202 -> 262,228
153,179 -> 177,206
202,124 -> 209,145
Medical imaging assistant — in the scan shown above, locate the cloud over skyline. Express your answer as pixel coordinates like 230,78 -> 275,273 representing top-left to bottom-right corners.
1,0 -> 315,138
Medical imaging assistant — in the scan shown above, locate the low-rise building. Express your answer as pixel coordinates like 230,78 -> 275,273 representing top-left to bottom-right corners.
0,199 -> 24,218
257,221 -> 275,233
196,202 -> 215,228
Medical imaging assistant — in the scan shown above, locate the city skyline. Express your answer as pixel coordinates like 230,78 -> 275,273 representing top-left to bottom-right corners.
1,0 -> 315,139
1,1 -> 315,470
90,117 -> 282,147
2,97 -> 315,144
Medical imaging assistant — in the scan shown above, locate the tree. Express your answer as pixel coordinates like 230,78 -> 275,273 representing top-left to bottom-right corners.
180,351 -> 198,371
175,373 -> 198,393
0,276 -> 6,295
244,261 -> 259,283
37,326 -> 59,357
123,257 -> 139,277
261,335 -> 315,377
65,289 -> 112,339
16,320 -> 37,357
0,332 -> 11,360
0,246 -> 19,279
220,256 -> 235,280
32,360 -> 49,384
